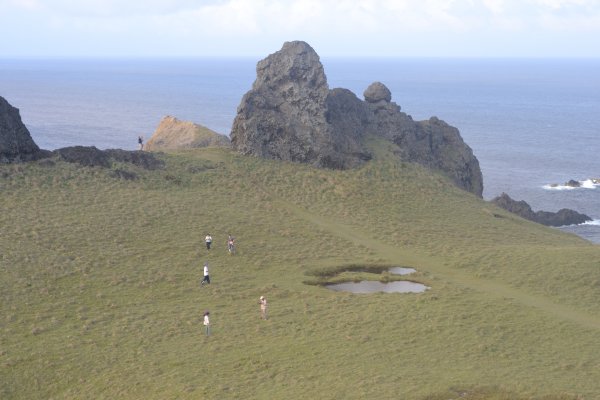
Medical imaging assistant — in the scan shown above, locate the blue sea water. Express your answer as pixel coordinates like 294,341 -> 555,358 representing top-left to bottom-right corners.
1,57 -> 599,242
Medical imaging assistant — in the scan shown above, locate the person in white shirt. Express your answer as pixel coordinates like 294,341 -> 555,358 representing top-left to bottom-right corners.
259,296 -> 268,320
201,262 -> 210,285
205,234 -> 212,250
203,311 -> 210,336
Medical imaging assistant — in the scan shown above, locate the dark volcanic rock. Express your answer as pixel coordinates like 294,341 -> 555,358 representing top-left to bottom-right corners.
535,209 -> 592,227
325,88 -> 373,165
491,193 -> 536,220
231,41 -> 483,195
565,179 -> 581,188
491,192 -> 592,227
54,146 -> 110,167
364,85 -> 483,196
54,146 -> 163,170
0,96 -> 41,163
231,41 -> 370,169
415,117 -> 483,196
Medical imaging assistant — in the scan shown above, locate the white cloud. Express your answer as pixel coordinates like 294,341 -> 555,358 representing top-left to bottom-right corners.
2,0 -> 600,56
4,0 -> 211,17
482,0 -> 506,14
3,0 -> 42,10
533,0 -> 588,9
538,12 -> 600,30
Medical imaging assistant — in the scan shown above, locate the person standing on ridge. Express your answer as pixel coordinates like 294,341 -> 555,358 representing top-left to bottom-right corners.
205,234 -> 213,250
203,311 -> 210,336
138,135 -> 144,151
201,262 -> 210,285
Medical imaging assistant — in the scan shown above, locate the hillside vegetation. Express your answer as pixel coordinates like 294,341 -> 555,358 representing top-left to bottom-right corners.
1,142 -> 599,399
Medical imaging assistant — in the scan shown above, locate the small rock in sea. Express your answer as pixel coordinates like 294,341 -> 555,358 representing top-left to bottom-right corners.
565,179 -> 581,187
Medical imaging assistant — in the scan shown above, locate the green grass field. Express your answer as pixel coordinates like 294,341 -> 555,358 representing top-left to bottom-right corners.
1,143 -> 599,399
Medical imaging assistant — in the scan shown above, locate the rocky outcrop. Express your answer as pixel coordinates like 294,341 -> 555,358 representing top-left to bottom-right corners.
54,146 -> 111,168
231,41 -> 371,169
491,192 -> 591,227
363,83 -> 483,196
231,41 -> 483,196
145,116 -> 230,151
0,96 -> 42,163
54,146 -> 164,170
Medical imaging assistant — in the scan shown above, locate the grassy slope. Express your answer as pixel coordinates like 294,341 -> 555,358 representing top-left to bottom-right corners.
1,144 -> 599,399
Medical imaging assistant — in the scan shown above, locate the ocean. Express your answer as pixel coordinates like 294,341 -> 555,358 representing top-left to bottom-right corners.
1,57 -> 599,243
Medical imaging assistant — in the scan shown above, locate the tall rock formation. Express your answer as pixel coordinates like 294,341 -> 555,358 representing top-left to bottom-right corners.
145,116 -> 230,151
0,96 -> 41,163
230,41 -> 483,196
231,41 -> 369,169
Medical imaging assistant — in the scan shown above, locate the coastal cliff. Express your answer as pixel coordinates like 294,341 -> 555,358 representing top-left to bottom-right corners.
231,41 -> 483,197
0,96 -> 43,163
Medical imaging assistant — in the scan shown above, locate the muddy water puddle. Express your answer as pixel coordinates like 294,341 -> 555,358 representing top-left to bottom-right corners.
326,280 -> 429,293
326,267 -> 429,293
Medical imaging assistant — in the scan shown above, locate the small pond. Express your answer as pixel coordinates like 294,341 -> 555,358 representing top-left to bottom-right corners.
326,280 -> 429,294
324,266 -> 429,293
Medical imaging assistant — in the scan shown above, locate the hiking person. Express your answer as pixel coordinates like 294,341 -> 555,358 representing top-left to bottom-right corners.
137,135 -> 144,151
201,262 -> 210,285
259,296 -> 268,320
203,311 -> 210,336
205,234 -> 213,250
227,234 -> 235,254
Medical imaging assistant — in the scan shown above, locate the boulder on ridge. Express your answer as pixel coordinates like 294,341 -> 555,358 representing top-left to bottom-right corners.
0,95 -> 42,163
145,116 -> 230,151
491,192 -> 592,227
230,41 -> 484,196
364,82 -> 392,104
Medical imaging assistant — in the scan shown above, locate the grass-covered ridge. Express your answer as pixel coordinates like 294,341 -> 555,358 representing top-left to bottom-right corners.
1,145 -> 599,399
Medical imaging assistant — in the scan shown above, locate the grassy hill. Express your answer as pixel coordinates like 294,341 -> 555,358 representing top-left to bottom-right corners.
1,141 -> 599,399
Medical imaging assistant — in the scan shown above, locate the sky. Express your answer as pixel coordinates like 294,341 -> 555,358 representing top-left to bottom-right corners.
1,0 -> 599,58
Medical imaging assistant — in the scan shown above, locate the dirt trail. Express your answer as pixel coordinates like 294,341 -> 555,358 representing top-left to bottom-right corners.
282,201 -> 600,332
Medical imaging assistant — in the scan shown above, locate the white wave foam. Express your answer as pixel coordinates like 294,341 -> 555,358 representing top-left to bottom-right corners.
543,179 -> 599,191
583,220 -> 600,226
543,184 -> 576,191
580,179 -> 598,189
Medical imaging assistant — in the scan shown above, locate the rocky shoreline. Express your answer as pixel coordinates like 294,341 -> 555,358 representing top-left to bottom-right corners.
491,192 -> 592,227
